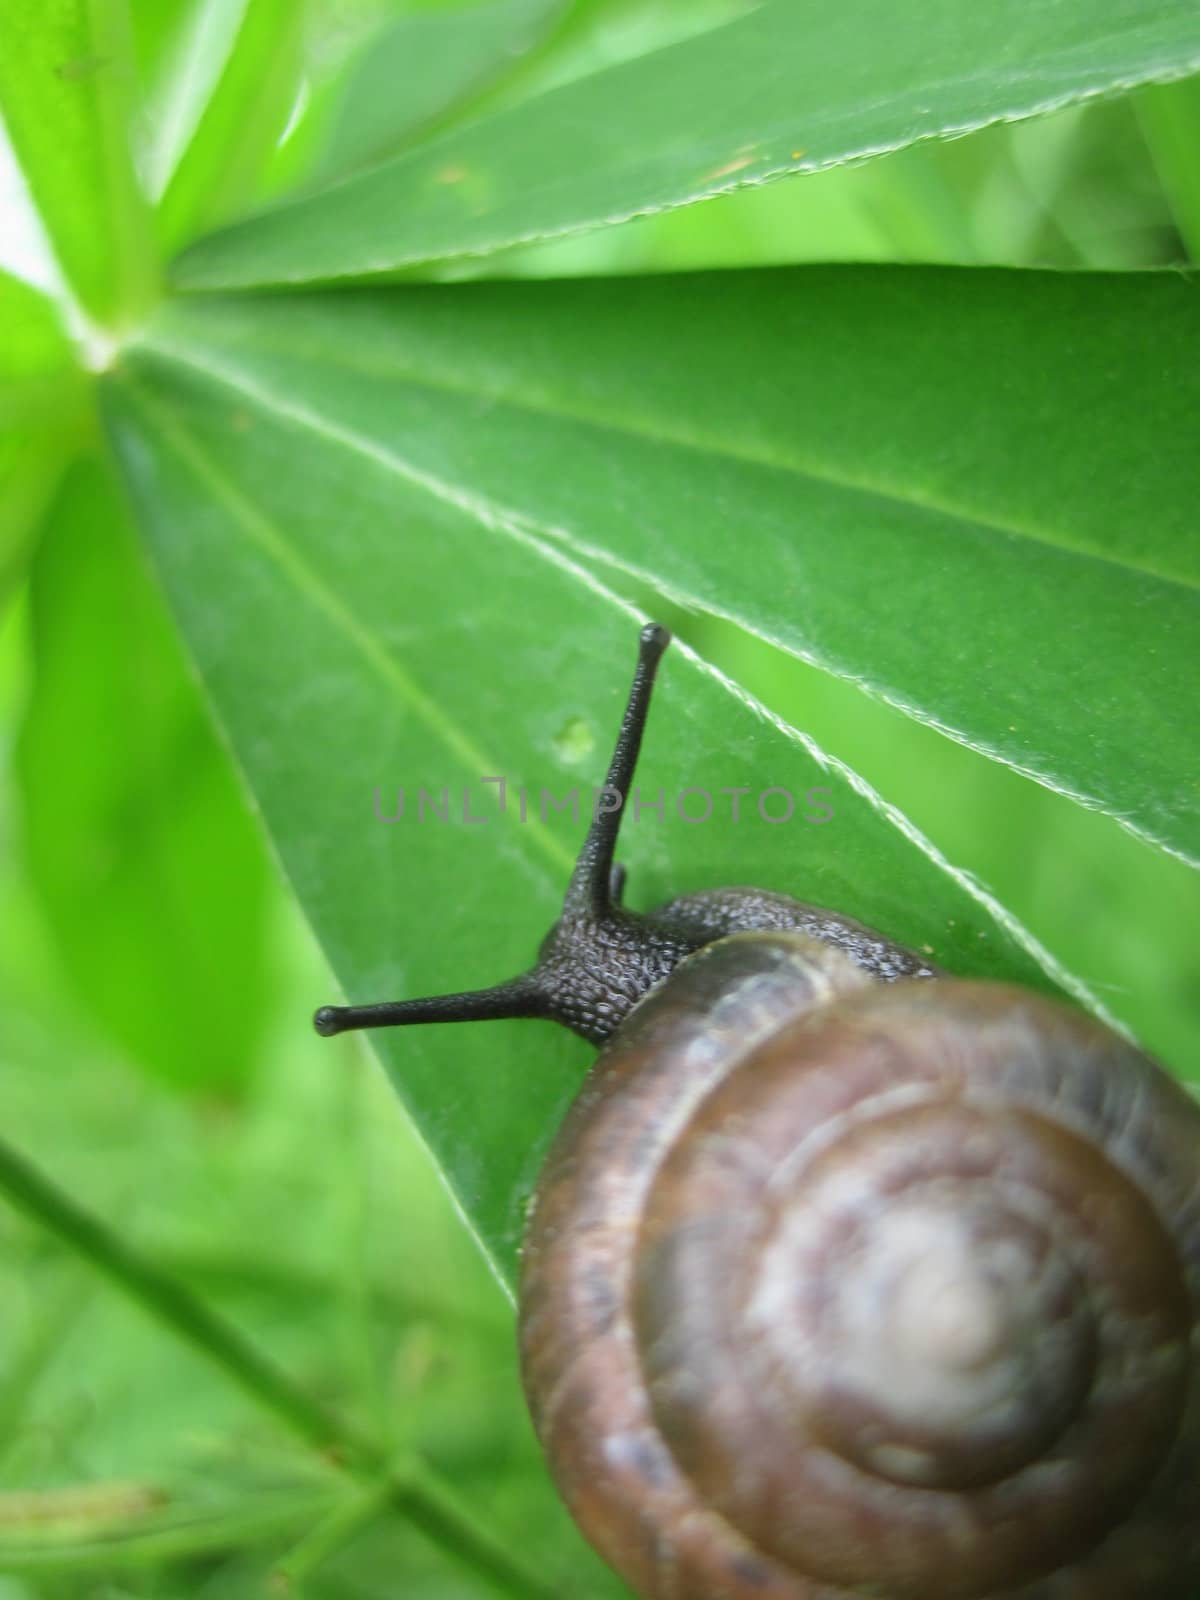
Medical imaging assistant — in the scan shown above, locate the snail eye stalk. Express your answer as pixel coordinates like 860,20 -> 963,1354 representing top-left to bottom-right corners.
313,623 -> 671,1039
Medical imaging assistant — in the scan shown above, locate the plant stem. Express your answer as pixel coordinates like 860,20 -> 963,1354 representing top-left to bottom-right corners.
0,1134 -> 558,1600
0,1135 -> 341,1450
272,1479 -> 396,1588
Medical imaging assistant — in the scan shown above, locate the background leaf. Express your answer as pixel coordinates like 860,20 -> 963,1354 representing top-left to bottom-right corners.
0,0 -> 158,323
0,273 -> 81,607
16,454 -> 275,1094
1136,74 -> 1200,256
316,0 -> 570,183
153,0 -> 307,252
0,859 -> 622,1594
0,271 -> 74,406
0,433 -> 67,610
172,0 -> 1200,287
101,326 -> 1121,1280
132,0 -> 257,203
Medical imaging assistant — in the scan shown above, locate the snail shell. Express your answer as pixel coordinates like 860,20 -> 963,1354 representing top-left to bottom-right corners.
519,932 -> 1200,1600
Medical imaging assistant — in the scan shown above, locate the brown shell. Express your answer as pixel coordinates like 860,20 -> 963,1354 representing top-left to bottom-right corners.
518,932 -> 1200,1600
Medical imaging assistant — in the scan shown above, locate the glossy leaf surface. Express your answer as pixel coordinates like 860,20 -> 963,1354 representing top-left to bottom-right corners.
172,0 -> 1200,286
135,270 -> 1200,868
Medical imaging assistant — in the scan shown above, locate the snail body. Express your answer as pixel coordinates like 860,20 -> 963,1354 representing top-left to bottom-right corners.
316,626 -> 1200,1599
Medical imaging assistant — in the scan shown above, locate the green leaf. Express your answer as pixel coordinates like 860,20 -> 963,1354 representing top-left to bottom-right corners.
132,268 -> 1200,869
1136,74 -> 1200,258
171,0 -> 1200,288
0,271 -> 73,388
0,272 -> 85,450
154,0 -> 307,252
0,431 -> 69,608
101,317 -> 1117,1283
316,0 -> 569,183
16,454 -> 275,1094
0,0 -> 158,324
132,0 -> 255,203
0,270 -> 81,600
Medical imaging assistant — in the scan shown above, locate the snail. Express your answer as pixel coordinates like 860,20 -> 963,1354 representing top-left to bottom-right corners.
314,624 -> 1200,1600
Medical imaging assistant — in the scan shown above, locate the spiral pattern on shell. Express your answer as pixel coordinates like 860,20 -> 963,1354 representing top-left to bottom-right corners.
518,932 -> 1200,1600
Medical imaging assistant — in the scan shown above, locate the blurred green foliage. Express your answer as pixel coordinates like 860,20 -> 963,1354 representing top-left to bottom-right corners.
0,1 -> 1198,1596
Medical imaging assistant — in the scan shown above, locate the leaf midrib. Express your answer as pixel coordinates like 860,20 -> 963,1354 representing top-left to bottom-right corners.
114,371 -> 576,882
